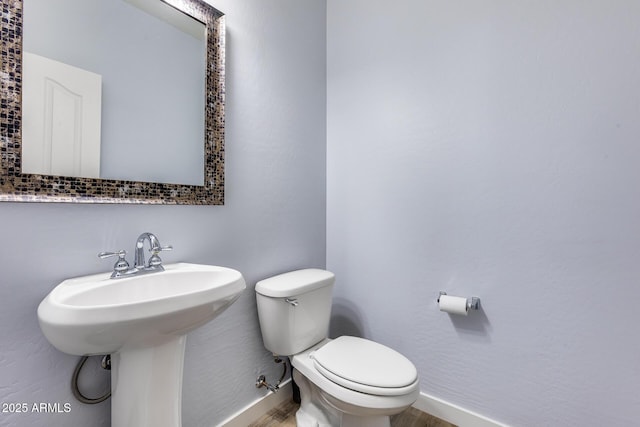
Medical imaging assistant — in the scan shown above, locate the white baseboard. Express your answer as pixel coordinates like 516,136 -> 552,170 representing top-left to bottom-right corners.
216,380 -> 292,427
413,392 -> 509,427
217,385 -> 508,427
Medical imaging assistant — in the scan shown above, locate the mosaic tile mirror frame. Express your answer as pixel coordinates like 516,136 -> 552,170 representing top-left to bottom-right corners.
0,0 -> 225,204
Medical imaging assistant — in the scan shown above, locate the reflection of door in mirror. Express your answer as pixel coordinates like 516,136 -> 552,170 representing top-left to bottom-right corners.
22,52 -> 102,179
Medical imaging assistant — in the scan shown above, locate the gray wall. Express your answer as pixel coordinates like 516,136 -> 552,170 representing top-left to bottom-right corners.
0,0 -> 326,425
327,0 -> 640,425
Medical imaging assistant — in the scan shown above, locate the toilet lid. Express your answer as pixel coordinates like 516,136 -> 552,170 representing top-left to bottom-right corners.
310,336 -> 418,395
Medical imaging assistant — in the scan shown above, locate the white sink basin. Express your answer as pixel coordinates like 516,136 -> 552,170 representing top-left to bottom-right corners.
37,263 -> 246,427
38,263 -> 245,355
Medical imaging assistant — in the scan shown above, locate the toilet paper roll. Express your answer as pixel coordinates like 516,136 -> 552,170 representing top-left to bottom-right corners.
438,294 -> 469,316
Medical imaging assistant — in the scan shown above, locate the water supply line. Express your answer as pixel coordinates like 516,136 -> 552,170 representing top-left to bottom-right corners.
255,356 -> 287,392
71,355 -> 111,404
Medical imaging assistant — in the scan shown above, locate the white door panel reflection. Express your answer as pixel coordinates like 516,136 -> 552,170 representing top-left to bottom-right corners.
22,52 -> 102,178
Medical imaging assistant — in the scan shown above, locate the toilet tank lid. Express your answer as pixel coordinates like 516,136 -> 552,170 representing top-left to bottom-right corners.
255,269 -> 335,298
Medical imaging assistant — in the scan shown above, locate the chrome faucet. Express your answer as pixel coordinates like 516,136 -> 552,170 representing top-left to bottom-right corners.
99,232 -> 173,279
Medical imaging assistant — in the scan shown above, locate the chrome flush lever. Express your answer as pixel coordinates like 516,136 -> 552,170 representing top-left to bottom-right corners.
285,298 -> 299,307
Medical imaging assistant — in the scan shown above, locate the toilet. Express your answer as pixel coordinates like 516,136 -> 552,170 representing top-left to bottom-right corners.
255,269 -> 419,427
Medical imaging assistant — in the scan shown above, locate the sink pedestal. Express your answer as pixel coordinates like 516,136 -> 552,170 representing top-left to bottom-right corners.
111,336 -> 187,427
37,263 -> 246,427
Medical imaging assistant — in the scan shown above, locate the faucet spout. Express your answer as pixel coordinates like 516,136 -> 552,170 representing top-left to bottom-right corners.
134,232 -> 162,269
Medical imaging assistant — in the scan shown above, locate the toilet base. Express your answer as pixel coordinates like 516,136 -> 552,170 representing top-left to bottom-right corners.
293,369 -> 393,427
294,369 -> 340,426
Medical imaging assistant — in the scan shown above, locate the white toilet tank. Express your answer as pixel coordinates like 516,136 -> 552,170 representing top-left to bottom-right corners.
255,269 -> 334,356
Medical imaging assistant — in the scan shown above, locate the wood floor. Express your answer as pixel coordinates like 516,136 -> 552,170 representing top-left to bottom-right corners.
248,399 -> 457,427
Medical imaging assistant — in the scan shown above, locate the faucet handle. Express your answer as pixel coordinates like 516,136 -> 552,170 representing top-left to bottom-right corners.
150,244 -> 173,254
98,250 -> 130,275
148,244 -> 172,268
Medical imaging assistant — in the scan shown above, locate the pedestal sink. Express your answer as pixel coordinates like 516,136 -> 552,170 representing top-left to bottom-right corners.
37,263 -> 246,427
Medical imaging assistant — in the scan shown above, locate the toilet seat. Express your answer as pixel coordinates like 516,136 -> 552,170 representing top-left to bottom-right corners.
292,339 -> 420,419
310,336 -> 418,396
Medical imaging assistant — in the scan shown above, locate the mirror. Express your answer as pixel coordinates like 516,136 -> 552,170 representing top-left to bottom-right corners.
0,0 -> 226,204
22,0 -> 207,185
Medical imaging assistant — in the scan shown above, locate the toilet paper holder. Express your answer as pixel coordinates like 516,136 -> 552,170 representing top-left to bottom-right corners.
438,292 -> 480,311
